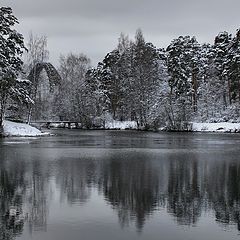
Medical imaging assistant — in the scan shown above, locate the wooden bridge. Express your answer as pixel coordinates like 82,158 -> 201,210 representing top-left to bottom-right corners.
5,118 -> 81,129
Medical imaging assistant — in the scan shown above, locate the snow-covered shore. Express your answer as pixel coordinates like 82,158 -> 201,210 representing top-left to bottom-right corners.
103,121 -> 240,133
2,121 -> 49,137
3,120 -> 239,136
191,122 -> 240,133
104,120 -> 137,130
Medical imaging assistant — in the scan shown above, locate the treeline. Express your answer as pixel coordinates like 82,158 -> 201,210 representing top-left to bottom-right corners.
53,29 -> 240,129
1,6 -> 240,130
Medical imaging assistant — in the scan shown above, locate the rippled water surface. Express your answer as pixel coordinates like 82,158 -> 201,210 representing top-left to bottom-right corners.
1,130 -> 240,240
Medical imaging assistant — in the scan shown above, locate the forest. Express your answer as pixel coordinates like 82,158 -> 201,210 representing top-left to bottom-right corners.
1,6 -> 240,131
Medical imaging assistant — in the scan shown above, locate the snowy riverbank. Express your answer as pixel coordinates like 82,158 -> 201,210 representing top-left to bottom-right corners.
104,120 -> 138,130
4,120 -> 239,136
2,121 -> 49,137
100,121 -> 240,133
191,122 -> 240,133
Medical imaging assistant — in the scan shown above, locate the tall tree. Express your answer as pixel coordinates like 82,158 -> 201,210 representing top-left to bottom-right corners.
55,53 -> 91,125
99,50 -> 122,119
24,32 -> 49,122
196,43 -> 217,120
213,31 -> 232,108
166,36 -> 201,128
0,7 -> 29,133
224,29 -> 240,104
131,29 -> 161,128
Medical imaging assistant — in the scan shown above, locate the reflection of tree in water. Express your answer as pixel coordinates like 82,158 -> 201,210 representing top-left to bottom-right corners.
0,149 -> 50,239
97,153 -> 240,232
99,154 -> 160,231
55,158 -> 99,205
2,145 -> 240,236
26,159 -> 50,233
167,158 -> 203,225
53,152 -> 240,232
206,161 -> 240,230
54,153 -> 161,231
0,160 -> 26,240
166,157 -> 240,231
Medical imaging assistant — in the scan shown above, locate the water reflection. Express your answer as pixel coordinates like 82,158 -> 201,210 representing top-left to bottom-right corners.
0,132 -> 240,239
26,159 -> 49,233
0,152 -> 26,240
99,154 -> 160,230
207,161 -> 240,230
55,158 -> 95,205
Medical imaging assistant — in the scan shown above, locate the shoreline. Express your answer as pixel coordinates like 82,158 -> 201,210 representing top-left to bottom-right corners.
2,120 -> 240,137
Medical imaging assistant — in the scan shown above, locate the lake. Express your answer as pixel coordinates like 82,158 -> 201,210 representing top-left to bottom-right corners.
0,130 -> 240,240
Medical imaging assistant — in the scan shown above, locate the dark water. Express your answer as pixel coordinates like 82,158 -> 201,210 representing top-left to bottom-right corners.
0,130 -> 240,240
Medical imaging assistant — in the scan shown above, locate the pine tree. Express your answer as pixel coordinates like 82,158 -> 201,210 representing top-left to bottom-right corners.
100,50 -> 122,119
224,29 -> 240,104
196,43 -> 215,120
213,31 -> 232,108
166,36 -> 201,128
0,7 -> 29,133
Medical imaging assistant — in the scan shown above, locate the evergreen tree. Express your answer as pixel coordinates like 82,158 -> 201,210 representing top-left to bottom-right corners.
197,43 -> 216,121
166,36 -> 201,127
0,7 -> 29,133
213,31 -> 232,108
224,29 -> 240,104
99,50 -> 122,119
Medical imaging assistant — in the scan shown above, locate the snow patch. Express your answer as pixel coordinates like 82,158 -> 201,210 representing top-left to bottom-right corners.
105,120 -> 137,130
3,121 -> 49,137
191,122 -> 240,133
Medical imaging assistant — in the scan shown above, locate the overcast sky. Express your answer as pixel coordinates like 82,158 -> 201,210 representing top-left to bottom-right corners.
2,0 -> 240,66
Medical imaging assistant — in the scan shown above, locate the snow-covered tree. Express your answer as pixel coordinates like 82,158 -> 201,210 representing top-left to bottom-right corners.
99,50 -> 122,119
23,33 -> 49,122
0,7 -> 30,133
129,29 -> 161,128
224,29 -> 240,104
54,53 -> 91,126
166,36 -> 202,128
196,43 -> 216,121
85,30 -> 170,129
213,31 -> 232,108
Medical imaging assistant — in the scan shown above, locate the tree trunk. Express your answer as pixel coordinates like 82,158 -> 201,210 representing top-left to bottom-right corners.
228,78 -> 232,105
238,77 -> 240,104
27,105 -> 32,124
0,119 -> 3,137
192,73 -> 198,112
0,97 -> 7,137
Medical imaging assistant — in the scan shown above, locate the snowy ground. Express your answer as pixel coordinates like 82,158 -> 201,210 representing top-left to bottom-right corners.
104,120 -> 138,130
191,122 -> 240,133
3,121 -> 49,137
104,120 -> 240,133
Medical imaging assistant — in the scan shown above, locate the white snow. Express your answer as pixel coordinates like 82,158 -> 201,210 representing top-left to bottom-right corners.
191,122 -> 240,133
105,120 -> 137,130
16,78 -> 31,83
3,121 -> 49,137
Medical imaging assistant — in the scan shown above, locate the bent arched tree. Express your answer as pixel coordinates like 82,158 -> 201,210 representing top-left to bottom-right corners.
28,62 -> 61,91
27,62 -> 61,123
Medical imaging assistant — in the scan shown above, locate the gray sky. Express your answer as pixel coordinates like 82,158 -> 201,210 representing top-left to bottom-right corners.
2,0 -> 240,66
